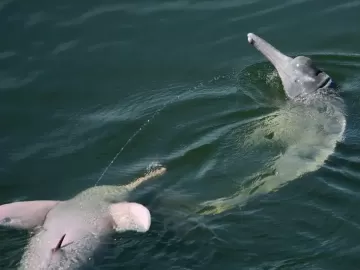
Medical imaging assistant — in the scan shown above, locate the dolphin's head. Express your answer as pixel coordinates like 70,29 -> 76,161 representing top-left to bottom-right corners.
247,33 -> 335,100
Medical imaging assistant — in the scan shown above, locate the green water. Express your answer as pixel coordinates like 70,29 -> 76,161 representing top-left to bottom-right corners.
1,0 -> 360,269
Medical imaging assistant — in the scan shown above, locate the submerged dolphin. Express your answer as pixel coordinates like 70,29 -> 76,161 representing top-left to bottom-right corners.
0,166 -> 166,269
198,33 -> 346,215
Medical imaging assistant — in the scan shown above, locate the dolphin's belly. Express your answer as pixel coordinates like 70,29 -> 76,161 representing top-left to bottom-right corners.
44,202 -> 110,241
19,201 -> 113,270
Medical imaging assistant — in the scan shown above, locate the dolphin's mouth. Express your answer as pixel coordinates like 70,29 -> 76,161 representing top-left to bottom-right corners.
318,77 -> 330,89
317,76 -> 334,90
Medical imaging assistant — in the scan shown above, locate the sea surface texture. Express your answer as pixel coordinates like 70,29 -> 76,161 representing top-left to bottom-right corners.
1,0 -> 360,269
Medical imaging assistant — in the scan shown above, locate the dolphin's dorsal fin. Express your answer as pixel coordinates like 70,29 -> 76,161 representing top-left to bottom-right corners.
52,234 -> 66,252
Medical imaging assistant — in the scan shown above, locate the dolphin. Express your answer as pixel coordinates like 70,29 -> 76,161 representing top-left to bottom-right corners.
197,33 -> 346,215
0,166 -> 166,269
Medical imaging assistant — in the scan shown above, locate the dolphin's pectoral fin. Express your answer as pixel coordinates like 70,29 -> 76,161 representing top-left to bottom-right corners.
0,200 -> 59,230
109,202 -> 151,233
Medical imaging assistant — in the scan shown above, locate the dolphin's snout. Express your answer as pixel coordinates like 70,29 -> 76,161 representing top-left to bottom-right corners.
247,33 -> 264,47
247,33 -> 255,45
246,32 -> 292,88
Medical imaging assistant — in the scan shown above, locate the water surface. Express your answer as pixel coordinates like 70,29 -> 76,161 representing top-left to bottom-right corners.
1,0 -> 360,269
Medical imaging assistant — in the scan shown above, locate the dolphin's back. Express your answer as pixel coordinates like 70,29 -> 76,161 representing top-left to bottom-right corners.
197,95 -> 346,215
74,185 -> 129,202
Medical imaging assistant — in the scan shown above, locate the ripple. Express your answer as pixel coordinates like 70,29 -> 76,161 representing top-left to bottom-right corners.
24,11 -> 48,28
124,207 -> 221,269
301,200 -> 360,233
165,120 -> 242,162
0,70 -> 43,91
52,40 -> 79,55
0,51 -> 16,59
137,0 -> 260,13
10,141 -> 48,162
58,4 -> 134,26
229,0 -> 313,22
81,85 -> 185,125
307,52 -> 360,63
0,229 -> 27,268
322,0 -> 360,14
1,2 -> 360,269
0,0 -> 13,13
58,0 -> 268,27
58,0 -> 263,27
87,41 -> 130,52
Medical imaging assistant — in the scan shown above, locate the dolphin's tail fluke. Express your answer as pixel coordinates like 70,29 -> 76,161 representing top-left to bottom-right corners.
125,166 -> 166,191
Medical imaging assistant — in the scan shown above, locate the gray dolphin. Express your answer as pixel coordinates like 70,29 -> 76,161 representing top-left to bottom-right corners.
197,33 -> 346,215
0,166 -> 166,269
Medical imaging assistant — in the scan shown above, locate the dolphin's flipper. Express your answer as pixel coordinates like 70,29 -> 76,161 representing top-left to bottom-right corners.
0,200 -> 59,230
109,202 -> 151,233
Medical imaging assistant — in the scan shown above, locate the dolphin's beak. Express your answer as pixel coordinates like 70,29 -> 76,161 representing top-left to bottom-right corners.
247,33 -> 292,72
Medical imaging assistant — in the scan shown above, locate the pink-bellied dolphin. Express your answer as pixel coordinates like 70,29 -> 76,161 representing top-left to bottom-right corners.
0,166 -> 166,269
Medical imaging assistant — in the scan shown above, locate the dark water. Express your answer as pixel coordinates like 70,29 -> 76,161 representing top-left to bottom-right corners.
1,0 -> 360,269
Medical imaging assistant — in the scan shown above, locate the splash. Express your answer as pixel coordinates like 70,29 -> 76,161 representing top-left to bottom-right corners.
94,80 -> 213,186
94,116 -> 157,186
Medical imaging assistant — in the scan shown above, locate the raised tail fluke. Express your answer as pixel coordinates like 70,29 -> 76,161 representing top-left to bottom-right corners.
125,166 -> 166,191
